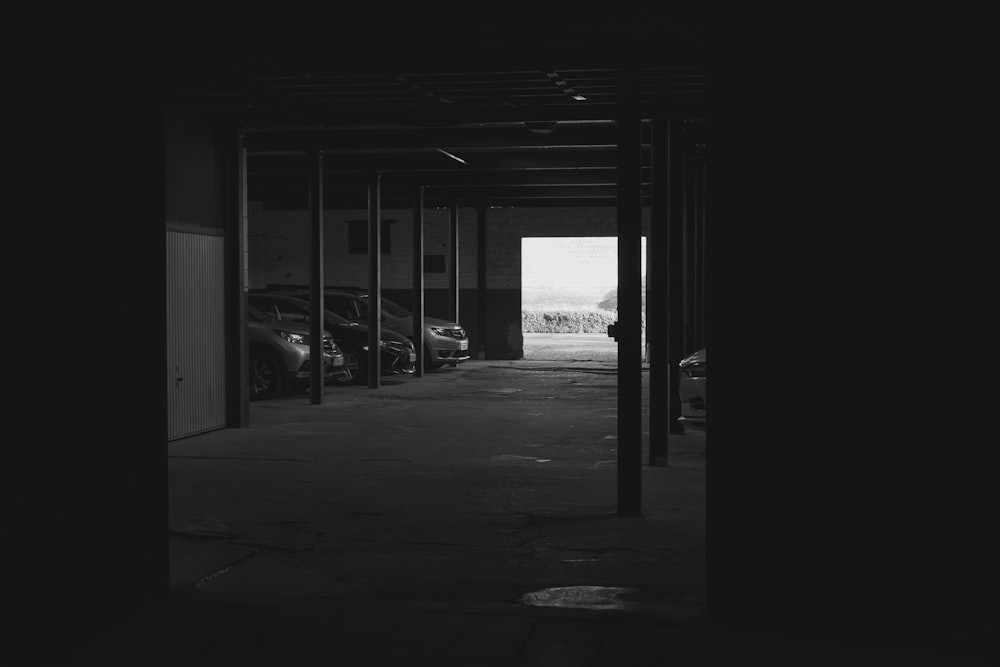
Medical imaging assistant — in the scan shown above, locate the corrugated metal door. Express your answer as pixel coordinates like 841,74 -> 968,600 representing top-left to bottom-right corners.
166,230 -> 226,440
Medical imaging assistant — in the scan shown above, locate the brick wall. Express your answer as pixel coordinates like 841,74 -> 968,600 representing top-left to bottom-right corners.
249,202 -> 649,291
247,202 -> 479,290
248,202 -> 650,359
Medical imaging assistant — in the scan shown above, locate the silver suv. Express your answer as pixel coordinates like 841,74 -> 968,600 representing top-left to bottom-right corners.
248,304 -> 346,399
321,290 -> 470,369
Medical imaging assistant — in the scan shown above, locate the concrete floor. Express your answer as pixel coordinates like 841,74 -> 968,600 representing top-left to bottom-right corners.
58,360 -> 989,665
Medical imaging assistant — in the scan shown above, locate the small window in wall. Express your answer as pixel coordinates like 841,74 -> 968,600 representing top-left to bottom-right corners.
348,220 -> 392,254
424,254 -> 446,273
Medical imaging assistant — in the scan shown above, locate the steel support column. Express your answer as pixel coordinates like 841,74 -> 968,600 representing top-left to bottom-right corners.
412,186 -> 425,377
476,204 -> 487,359
226,128 -> 249,426
693,160 -> 708,348
649,117 -> 686,465
368,171 -> 382,388
308,148 -> 325,404
449,197 -> 460,323
617,93 -> 643,517
668,120 -> 687,435
684,156 -> 698,356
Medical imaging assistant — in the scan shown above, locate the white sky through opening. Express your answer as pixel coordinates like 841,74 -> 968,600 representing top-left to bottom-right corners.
521,237 -> 646,311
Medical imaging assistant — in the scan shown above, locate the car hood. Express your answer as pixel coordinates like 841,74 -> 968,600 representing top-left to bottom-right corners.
679,348 -> 706,367
424,316 -> 462,329
256,318 -> 331,337
334,320 -> 411,344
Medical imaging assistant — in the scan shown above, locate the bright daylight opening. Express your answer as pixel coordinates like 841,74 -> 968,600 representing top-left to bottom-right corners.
521,237 -> 646,361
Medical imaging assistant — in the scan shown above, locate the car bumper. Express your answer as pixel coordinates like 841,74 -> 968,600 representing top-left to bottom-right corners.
679,377 -> 706,424
381,348 -> 416,375
426,336 -> 470,363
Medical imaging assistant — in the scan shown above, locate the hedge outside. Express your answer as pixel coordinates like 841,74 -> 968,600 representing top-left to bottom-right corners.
522,310 -> 619,333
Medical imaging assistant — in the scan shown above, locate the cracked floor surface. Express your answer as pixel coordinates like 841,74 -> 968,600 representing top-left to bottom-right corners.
62,360 -> 988,665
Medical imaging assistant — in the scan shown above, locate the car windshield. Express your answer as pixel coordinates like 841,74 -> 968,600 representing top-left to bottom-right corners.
247,304 -> 273,322
375,295 -> 411,318
280,295 -> 353,326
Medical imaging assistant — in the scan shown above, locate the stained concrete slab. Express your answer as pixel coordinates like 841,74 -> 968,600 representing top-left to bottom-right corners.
57,360 -> 990,665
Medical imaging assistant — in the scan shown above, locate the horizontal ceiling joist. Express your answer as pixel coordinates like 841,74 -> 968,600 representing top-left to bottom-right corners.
248,149 -> 631,172
257,196 -> 648,211
249,184 -> 649,201
247,168 -> 646,188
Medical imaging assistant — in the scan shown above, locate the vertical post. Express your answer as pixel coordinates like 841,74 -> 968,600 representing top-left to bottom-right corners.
617,90 -> 643,517
684,154 -> 697,356
695,161 -> 708,351
699,161 -> 708,351
449,196 -> 460,323
667,119 -> 687,436
412,186 -> 425,377
476,204 -> 487,359
226,128 -> 249,427
648,118 -> 669,465
308,148 -> 325,404
368,170 -> 382,388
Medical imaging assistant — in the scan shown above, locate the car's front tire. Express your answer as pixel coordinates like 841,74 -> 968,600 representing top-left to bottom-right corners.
249,350 -> 283,400
333,347 -> 368,385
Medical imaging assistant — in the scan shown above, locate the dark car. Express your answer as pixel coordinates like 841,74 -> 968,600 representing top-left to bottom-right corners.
317,289 -> 469,369
247,304 -> 346,399
248,292 -> 415,385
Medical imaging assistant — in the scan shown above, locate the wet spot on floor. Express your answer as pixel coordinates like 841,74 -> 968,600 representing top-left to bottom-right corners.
519,585 -> 638,610
492,454 -> 552,463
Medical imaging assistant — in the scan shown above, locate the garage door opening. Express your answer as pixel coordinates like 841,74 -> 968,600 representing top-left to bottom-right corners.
522,237 -> 646,361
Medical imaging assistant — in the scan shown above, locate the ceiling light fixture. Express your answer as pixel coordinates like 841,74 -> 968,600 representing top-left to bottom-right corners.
436,148 -> 467,165
525,121 -> 557,135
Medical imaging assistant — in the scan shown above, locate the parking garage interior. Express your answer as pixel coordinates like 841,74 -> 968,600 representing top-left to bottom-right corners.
16,12 -> 993,665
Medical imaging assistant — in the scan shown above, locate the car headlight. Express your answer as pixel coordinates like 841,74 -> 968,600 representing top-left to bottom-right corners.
381,340 -> 406,352
429,326 -> 449,336
275,330 -> 310,345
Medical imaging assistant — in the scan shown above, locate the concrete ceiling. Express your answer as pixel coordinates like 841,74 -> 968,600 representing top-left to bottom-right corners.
158,13 -> 708,209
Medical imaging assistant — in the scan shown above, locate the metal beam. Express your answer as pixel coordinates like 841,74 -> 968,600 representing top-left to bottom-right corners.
668,121 -> 687,437
235,100 -> 705,132
617,89 -> 643,518
308,148 -> 325,404
226,128 -> 250,427
449,197 -> 460,324
253,167 -> 649,188
368,171 -> 382,388
412,187 -> 425,377
648,119 -> 668,464
477,204 -> 487,360
249,184 -> 650,203
244,125 -> 622,152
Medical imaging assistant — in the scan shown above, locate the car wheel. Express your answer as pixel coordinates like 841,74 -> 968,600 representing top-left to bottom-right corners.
424,345 -> 444,370
249,350 -> 283,400
336,347 -> 368,385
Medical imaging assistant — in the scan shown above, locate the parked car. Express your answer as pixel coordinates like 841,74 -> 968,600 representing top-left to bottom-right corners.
248,292 -> 415,385
678,348 -> 706,426
316,289 -> 469,369
248,304 -> 346,399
